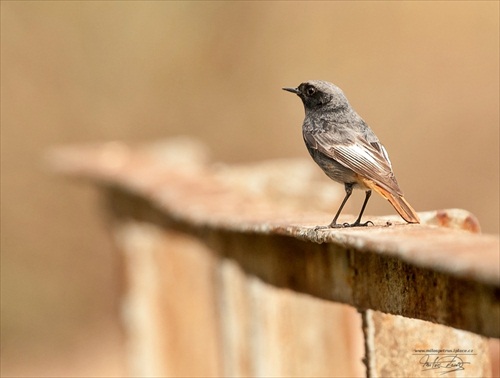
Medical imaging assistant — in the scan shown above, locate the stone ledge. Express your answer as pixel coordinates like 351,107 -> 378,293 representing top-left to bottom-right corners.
48,138 -> 500,338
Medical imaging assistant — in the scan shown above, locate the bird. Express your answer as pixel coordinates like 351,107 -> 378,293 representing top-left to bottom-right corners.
283,80 -> 420,228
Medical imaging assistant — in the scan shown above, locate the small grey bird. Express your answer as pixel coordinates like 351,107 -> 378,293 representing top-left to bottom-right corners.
283,80 -> 420,227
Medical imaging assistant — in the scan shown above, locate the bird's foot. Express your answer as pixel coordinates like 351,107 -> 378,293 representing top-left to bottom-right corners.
347,220 -> 374,227
327,220 -> 374,228
314,220 -> 374,230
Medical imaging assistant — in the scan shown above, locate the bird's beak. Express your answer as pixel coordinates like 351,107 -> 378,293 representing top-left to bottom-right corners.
282,87 -> 300,94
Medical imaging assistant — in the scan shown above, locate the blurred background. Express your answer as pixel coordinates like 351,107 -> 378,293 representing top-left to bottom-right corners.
1,2 -> 498,376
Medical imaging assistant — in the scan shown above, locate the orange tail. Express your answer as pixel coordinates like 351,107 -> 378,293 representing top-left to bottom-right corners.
363,181 -> 420,224
384,191 -> 420,224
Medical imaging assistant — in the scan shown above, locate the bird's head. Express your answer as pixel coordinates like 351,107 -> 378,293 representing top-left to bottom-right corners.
283,80 -> 349,112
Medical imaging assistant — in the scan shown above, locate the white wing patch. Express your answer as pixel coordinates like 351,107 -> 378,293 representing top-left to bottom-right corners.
306,130 -> 403,195
377,143 -> 392,168
333,143 -> 388,174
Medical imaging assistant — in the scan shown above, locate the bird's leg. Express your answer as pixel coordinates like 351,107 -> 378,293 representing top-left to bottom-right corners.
327,183 -> 353,228
349,190 -> 374,227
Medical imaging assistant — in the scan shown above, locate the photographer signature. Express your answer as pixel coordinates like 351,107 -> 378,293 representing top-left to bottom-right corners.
419,354 -> 470,375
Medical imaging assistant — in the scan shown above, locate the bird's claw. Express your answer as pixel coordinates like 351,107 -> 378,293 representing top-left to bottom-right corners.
352,220 -> 374,227
316,220 -> 374,229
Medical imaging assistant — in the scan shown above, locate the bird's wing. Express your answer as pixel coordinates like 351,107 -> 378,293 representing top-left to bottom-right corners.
304,131 -> 403,195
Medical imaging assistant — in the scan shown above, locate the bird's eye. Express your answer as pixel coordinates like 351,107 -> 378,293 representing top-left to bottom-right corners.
306,86 -> 316,96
